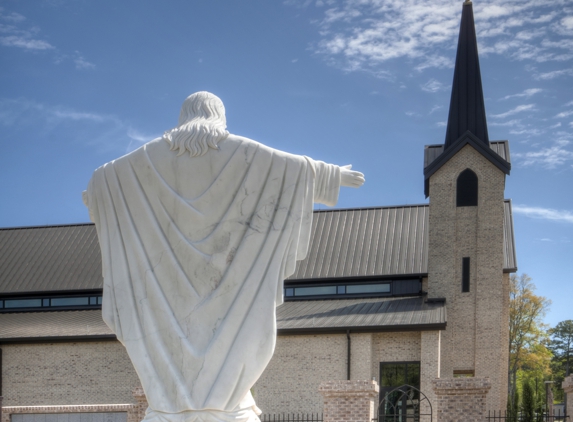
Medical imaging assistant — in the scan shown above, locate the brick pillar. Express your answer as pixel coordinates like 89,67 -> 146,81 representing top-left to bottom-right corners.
563,375 -> 573,418
432,378 -> 491,422
129,386 -> 148,422
319,380 -> 379,422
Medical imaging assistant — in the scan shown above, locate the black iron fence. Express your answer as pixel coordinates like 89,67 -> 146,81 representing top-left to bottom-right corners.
260,414 -> 323,422
486,410 -> 569,421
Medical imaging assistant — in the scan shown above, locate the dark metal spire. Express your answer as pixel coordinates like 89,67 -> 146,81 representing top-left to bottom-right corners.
444,0 -> 489,149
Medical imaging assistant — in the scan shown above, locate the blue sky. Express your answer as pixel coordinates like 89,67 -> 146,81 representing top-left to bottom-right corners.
0,0 -> 571,327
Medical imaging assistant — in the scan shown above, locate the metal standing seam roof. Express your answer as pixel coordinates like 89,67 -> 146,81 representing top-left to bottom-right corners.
0,224 -> 102,294
0,310 -> 113,341
276,297 -> 446,333
0,297 -> 447,341
0,203 -> 517,294
290,206 -> 429,280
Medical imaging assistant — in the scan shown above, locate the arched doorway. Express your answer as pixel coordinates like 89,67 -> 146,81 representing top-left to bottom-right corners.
377,384 -> 432,422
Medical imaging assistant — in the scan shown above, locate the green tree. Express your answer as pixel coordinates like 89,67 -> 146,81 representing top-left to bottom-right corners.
549,320 -> 573,377
522,379 -> 535,422
548,320 -> 573,403
509,274 -> 551,400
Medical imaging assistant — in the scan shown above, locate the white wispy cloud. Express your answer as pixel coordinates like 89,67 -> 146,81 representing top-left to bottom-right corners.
0,10 -> 94,69
288,0 -> 573,76
513,205 -> 573,224
535,68 -> 573,80
421,79 -> 447,93
0,35 -> 53,50
499,88 -> 542,101
513,143 -> 573,168
491,104 -> 536,119
74,54 -> 95,69
0,97 -> 153,154
555,110 -> 573,119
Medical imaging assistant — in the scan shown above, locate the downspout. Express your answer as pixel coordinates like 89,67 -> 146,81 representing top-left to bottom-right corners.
346,330 -> 351,380
0,347 -> 3,421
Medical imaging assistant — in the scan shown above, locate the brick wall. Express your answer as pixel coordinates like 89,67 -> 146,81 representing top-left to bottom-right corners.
254,331 -> 422,414
318,380 -> 378,422
1,341 -> 140,406
427,144 -> 508,411
563,375 -> 573,418
432,377 -> 492,422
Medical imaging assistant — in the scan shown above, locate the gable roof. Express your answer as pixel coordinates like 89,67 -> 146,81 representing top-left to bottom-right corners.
423,132 -> 511,197
0,203 -> 518,295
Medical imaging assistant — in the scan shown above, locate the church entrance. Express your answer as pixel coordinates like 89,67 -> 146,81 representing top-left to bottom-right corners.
377,362 -> 431,421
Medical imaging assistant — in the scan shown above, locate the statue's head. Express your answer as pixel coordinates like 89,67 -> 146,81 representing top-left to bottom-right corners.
163,91 -> 229,157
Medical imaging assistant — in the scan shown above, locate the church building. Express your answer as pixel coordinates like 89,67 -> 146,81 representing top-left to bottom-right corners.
0,1 -> 515,419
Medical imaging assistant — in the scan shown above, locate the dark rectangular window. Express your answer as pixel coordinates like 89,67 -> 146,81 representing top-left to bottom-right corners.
5,299 -> 42,308
294,286 -> 337,296
42,298 -> 50,307
346,283 -> 390,294
51,297 -> 90,307
462,257 -> 470,292
337,285 -> 346,294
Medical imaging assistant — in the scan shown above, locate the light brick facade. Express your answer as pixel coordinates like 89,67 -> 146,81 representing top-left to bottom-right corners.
427,143 -> 509,412
253,332 -> 422,415
1,341 -> 139,406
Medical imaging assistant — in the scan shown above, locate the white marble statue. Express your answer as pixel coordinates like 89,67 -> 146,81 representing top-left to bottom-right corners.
83,92 -> 364,422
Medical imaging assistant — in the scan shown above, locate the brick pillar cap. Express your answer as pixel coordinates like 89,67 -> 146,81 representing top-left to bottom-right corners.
319,380 -> 379,398
563,375 -> 573,392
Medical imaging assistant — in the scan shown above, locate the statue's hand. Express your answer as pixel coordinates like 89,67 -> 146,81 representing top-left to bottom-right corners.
340,164 -> 365,188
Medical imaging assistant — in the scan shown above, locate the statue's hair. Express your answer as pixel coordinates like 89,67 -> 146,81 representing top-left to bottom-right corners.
162,91 -> 229,157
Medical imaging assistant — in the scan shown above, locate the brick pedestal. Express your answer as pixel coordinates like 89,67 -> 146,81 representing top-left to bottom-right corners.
432,378 -> 491,422
319,380 -> 379,422
563,375 -> 573,418
131,386 -> 148,422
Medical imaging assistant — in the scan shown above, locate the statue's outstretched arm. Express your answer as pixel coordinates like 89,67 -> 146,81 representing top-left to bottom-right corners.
340,164 -> 365,188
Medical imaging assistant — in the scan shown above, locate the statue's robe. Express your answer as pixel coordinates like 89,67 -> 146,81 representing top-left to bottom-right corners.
85,134 -> 341,422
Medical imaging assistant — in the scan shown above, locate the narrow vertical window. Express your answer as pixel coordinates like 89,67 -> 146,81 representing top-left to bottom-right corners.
462,257 -> 470,292
457,169 -> 478,207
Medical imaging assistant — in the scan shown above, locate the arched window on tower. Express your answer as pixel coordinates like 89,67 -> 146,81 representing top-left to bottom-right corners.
456,169 -> 478,207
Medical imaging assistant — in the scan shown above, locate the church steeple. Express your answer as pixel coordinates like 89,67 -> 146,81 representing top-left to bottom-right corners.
423,0 -> 510,198
444,0 -> 489,149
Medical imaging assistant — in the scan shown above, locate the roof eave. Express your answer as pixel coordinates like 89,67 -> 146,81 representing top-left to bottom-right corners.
277,322 -> 447,336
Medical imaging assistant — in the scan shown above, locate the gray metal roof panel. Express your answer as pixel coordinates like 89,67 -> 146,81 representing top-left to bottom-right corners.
289,205 -> 430,280
276,296 -> 446,332
0,310 -> 113,341
0,201 -> 517,293
0,224 -> 102,294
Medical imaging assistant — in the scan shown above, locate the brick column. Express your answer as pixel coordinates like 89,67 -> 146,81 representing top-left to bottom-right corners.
563,375 -> 573,418
432,378 -> 491,422
130,386 -> 148,422
319,380 -> 379,422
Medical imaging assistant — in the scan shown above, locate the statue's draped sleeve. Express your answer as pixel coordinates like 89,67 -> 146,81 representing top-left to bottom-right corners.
85,136 -> 341,416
